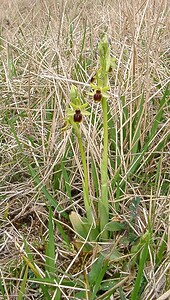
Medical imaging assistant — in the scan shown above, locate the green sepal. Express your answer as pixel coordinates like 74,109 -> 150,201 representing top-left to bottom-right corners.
70,85 -> 78,102
105,47 -> 111,72
70,102 -> 89,111
110,57 -> 117,70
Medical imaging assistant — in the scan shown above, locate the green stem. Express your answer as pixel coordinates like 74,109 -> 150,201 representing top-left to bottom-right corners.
72,122 -> 92,223
100,74 -> 109,239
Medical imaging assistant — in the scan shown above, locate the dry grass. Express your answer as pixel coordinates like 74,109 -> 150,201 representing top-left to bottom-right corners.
0,0 -> 170,299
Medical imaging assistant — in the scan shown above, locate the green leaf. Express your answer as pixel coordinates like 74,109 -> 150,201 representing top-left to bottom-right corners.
91,259 -> 109,299
69,211 -> 88,239
88,254 -> 105,286
74,291 -> 86,299
100,279 -> 118,291
108,249 -> 122,260
105,221 -> 126,232
88,253 -> 109,299
95,277 -> 128,300
69,212 -> 99,241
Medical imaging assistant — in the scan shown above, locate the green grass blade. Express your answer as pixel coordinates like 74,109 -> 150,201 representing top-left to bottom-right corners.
23,239 -> 34,262
53,163 -> 62,191
156,234 -> 167,266
45,207 -> 61,300
108,111 -> 121,165
17,265 -> 28,300
45,207 -> 56,275
61,160 -> 72,202
0,277 -> 6,300
54,220 -> 71,250
91,158 -> 99,198
131,93 -> 145,155
154,140 -> 166,194
121,95 -> 129,143
130,240 -> 149,300
7,45 -> 17,78
119,287 -> 126,300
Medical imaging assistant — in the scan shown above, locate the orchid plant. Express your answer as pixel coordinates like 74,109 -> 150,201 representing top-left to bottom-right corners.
63,36 -> 116,241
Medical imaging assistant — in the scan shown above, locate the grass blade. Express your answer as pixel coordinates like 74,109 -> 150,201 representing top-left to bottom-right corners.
131,93 -> 145,155
0,277 -> 6,300
45,207 -> 61,300
17,266 -> 28,300
45,207 -> 56,275
91,158 -> 99,198
130,237 -> 149,300
61,160 -> 72,202
54,220 -> 72,250
53,163 -> 62,191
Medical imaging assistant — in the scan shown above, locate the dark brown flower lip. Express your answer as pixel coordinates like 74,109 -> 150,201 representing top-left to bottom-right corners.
94,92 -> 102,102
74,110 -> 82,122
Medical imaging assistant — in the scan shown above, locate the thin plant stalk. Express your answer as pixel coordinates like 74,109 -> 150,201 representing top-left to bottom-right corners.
97,36 -> 111,239
72,122 -> 93,224
100,73 -> 109,239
